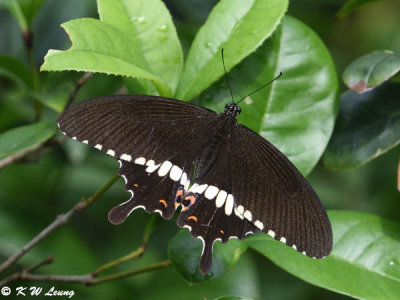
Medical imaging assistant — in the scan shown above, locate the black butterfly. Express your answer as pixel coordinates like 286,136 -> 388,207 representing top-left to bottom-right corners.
58,94 -> 332,273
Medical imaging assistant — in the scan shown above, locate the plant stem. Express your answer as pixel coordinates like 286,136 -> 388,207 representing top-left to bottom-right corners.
91,247 -> 146,276
88,260 -> 171,286
0,174 -> 119,274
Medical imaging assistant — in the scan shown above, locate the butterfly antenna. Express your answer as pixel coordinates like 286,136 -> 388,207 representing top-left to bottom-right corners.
221,48 -> 235,103
236,72 -> 283,105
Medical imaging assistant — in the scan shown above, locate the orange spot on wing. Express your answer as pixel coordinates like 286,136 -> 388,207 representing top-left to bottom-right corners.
187,216 -> 198,222
133,184 -> 139,188
159,199 -> 167,207
176,189 -> 183,197
185,195 -> 196,206
220,230 -> 224,235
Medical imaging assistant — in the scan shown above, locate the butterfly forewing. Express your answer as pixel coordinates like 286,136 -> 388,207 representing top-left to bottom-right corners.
57,95 -> 217,167
230,125 -> 332,258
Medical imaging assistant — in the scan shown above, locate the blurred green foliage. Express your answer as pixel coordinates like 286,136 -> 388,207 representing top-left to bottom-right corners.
0,0 -> 400,299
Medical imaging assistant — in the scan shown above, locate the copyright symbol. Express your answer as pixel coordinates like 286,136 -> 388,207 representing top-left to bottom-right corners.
1,286 -> 11,296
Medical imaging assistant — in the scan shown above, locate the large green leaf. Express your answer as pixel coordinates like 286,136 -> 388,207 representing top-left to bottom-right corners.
97,0 -> 183,94
322,82 -> 400,170
0,122 -> 56,160
0,54 -> 33,90
343,50 -> 400,93
175,0 -> 288,100
246,210 -> 400,300
41,18 -> 171,96
197,16 -> 339,175
168,229 -> 247,283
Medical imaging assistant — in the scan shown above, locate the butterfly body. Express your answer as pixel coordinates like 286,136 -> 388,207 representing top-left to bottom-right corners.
58,95 -> 332,273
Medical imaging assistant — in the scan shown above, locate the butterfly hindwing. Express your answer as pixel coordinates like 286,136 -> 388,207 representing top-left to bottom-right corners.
109,159 -> 188,224
177,192 -> 257,273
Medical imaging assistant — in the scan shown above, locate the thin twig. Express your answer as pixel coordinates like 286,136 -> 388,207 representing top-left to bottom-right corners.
26,255 -> 54,273
0,174 -> 119,275
0,260 -> 171,286
92,247 -> 146,277
64,72 -> 93,110
0,256 -> 54,286
91,214 -> 159,276
88,260 -> 171,286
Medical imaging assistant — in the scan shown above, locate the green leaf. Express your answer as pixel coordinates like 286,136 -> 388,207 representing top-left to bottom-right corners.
19,0 -> 47,28
98,0 -> 183,94
246,210 -> 400,300
3,0 -> 46,30
2,0 -> 28,31
343,50 -> 400,93
168,229 -> 247,283
0,54 -> 33,90
337,0 -> 383,19
322,82 -> 400,170
175,0 -> 288,100
0,122 -> 56,160
41,18 -> 171,96
197,16 -> 339,175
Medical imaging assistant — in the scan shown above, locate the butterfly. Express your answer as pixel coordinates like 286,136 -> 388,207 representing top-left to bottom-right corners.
58,91 -> 332,273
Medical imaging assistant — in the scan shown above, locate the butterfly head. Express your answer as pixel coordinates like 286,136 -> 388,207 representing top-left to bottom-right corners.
224,103 -> 241,118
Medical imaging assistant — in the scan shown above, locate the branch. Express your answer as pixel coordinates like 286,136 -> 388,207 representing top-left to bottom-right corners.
64,72 -> 93,110
0,256 -> 54,286
91,215 -> 159,276
0,260 -> 171,286
0,174 -> 119,275
88,260 -> 171,286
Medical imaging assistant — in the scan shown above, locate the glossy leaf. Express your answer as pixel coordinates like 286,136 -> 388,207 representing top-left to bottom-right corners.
0,122 -> 56,160
322,82 -> 400,170
41,18 -> 171,96
337,0 -> 383,19
0,54 -> 32,90
168,229 -> 247,283
197,16 -> 339,175
98,0 -> 183,94
343,50 -> 400,93
175,0 -> 288,100
246,210 -> 400,300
